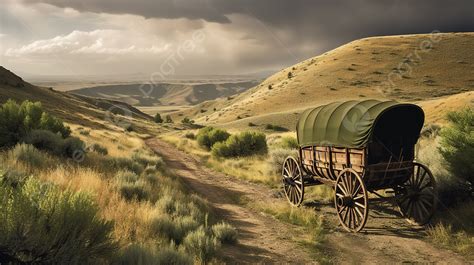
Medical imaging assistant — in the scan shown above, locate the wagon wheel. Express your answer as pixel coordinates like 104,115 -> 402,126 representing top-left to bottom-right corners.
334,169 -> 368,232
282,156 -> 304,206
395,162 -> 437,225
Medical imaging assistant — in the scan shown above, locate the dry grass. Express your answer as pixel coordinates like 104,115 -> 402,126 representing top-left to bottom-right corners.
0,123 -> 232,263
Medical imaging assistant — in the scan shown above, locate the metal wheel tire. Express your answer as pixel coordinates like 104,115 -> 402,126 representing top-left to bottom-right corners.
395,162 -> 438,225
334,168 -> 369,232
282,156 -> 304,206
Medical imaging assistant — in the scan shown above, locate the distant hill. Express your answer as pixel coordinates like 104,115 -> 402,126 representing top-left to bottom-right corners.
69,81 -> 259,106
0,66 -> 153,131
173,33 -> 474,129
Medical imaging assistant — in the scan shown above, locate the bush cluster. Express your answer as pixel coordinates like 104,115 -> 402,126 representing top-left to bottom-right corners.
211,222 -> 238,244
196,127 -> 230,150
439,108 -> 473,186
115,171 -> 150,202
0,175 -> 116,264
23,130 -> 85,159
91,143 -> 108,155
0,100 -> 70,148
184,132 -> 195,139
265,124 -> 288,132
211,131 -> 268,158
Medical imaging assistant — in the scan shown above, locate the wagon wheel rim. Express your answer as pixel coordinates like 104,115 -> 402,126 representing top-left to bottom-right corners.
282,156 -> 304,206
395,162 -> 437,225
334,169 -> 368,232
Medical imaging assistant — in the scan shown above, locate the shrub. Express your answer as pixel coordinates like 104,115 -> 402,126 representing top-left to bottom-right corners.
211,131 -> 267,158
10,143 -> 46,168
23,129 -> 63,155
0,100 -> 70,147
184,132 -> 195,140
196,127 -> 230,150
154,113 -> 163,123
61,137 -> 86,159
79,130 -> 90,136
132,152 -> 165,171
267,148 -> 299,176
211,222 -> 238,244
107,157 -> 144,175
115,171 -> 150,201
115,244 -> 192,265
165,115 -> 173,123
23,130 -> 85,159
439,108 -> 474,185
279,136 -> 298,149
118,180 -> 150,202
0,177 -> 116,263
91,143 -> 108,155
181,117 -> 194,124
150,215 -> 199,245
287,71 -> 293,79
39,112 -> 71,138
155,193 -> 206,222
183,227 -> 219,264
265,124 -> 288,132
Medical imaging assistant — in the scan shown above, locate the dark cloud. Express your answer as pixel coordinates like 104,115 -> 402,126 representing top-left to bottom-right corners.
23,0 -> 474,50
11,0 -> 474,75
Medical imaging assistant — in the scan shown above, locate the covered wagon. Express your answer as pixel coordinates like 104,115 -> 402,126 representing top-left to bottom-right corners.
282,100 -> 437,232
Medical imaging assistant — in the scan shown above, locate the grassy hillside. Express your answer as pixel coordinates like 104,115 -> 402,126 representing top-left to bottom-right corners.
0,68 -> 238,263
174,33 -> 473,129
0,66 -> 156,134
70,81 -> 258,107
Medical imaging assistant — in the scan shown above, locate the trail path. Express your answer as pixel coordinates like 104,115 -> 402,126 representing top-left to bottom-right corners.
147,138 -> 469,264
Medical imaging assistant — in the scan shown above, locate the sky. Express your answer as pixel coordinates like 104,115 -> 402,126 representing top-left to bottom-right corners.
0,0 -> 473,77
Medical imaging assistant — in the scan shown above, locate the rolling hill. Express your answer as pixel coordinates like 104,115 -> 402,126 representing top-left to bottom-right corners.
0,66 -> 155,133
69,81 -> 259,107
173,33 -> 474,129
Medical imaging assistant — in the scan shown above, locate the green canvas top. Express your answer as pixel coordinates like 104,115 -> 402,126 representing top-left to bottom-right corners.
296,100 -> 424,148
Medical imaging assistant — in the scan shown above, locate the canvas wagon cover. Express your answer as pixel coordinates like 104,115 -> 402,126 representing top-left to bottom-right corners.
296,100 -> 424,148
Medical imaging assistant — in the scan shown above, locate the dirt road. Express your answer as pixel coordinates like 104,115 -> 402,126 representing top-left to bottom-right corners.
147,138 -> 468,264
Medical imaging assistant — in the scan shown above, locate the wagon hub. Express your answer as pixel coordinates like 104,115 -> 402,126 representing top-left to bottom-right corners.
337,195 -> 354,207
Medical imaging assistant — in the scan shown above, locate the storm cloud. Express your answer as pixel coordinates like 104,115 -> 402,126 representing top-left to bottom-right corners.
2,0 -> 474,76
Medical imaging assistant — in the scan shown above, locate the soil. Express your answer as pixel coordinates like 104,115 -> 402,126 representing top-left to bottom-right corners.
147,138 -> 469,264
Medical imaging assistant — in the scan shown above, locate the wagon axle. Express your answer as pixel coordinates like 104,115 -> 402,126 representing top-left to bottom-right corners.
336,195 -> 354,208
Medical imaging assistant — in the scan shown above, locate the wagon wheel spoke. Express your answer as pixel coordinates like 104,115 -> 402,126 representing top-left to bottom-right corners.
337,183 -> 349,196
396,163 -> 437,225
352,182 -> 361,197
354,205 -> 364,220
416,170 -> 427,188
342,206 -> 350,222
